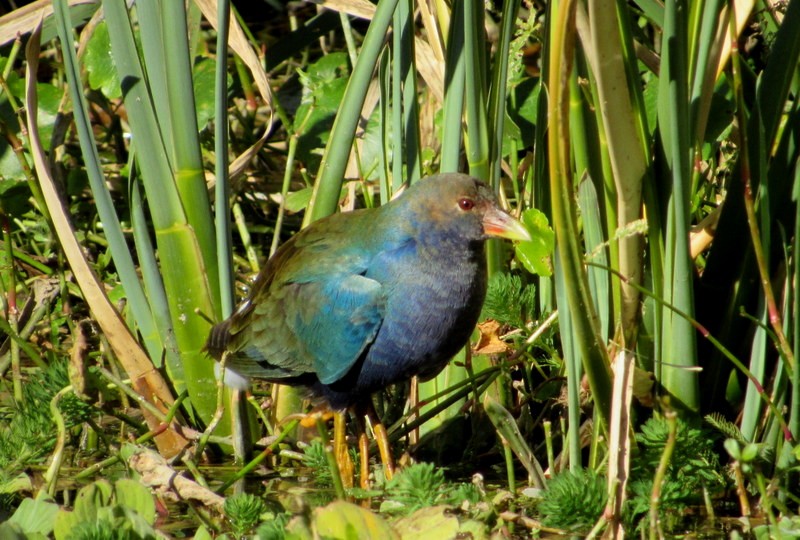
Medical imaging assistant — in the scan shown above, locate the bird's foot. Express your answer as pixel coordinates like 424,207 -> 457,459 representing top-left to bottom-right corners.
297,407 -> 335,428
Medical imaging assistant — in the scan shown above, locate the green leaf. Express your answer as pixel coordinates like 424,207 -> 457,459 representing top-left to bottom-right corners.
194,57 -> 231,130
311,501 -> 399,540
54,480 -> 113,540
300,52 -> 349,87
83,21 -> 122,99
392,506 -> 459,538
0,472 -> 32,494
510,78 -> 540,142
284,187 -> 314,213
500,111 -> 522,159
2,71 -> 60,150
113,478 -> 156,525
0,179 -> 32,218
0,522 -> 37,540
6,497 -> 59,537
515,208 -> 555,276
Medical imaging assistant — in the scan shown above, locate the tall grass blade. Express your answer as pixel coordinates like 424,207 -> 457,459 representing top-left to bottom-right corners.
103,0 -> 221,422
657,0 -> 699,410
51,0 -> 163,363
548,0 -> 612,429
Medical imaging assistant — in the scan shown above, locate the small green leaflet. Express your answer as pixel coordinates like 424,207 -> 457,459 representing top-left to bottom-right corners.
515,208 -> 554,277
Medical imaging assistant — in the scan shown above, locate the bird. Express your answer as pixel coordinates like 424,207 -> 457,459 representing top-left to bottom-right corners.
206,172 -> 530,486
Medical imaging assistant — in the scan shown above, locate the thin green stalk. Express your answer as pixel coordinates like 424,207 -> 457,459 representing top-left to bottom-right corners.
215,419 -> 300,494
306,0 -> 400,223
463,0 -> 489,179
1,35 -> 21,80
484,394 -> 546,488
197,353 -> 230,458
96,366 -> 169,424
2,218 -> 21,402
389,369 -> 500,443
503,442 -> 516,493
232,202 -> 260,271
379,47 -> 392,203
439,0 -> 465,173
488,0 -> 522,187
0,313 -> 46,368
399,0 -> 421,185
315,417 -> 347,500
43,386 -> 72,497
392,3 -> 405,187
75,391 -> 190,480
729,5 -> 794,373
232,54 -> 257,111
215,0 -> 234,318
649,410 -> 677,540
544,420 -> 555,473
554,254 -> 583,469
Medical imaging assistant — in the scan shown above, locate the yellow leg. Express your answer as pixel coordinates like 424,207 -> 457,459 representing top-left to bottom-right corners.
366,405 -> 395,481
356,415 -> 371,490
333,411 -> 354,489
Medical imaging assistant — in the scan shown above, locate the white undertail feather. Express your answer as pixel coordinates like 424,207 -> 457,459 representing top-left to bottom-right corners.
214,361 -> 251,391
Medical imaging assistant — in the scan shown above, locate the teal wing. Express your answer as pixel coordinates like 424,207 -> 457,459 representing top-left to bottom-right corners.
223,274 -> 385,383
220,211 -> 387,383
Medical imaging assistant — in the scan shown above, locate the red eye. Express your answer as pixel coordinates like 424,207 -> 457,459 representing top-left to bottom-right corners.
458,198 -> 475,211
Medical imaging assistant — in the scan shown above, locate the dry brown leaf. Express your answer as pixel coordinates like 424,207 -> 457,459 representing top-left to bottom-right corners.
0,0 -> 96,46
473,320 -> 510,355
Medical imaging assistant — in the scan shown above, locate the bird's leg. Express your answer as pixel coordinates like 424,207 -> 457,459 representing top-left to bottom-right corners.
353,413 -> 371,490
366,403 -> 395,481
333,411 -> 355,489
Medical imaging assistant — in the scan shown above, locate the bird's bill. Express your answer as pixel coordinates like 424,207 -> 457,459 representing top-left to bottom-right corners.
482,207 -> 532,241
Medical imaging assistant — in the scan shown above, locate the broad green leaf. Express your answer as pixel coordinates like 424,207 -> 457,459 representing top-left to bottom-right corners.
511,78 -> 541,142
501,111 -> 522,159
393,506 -> 488,540
311,501 -> 399,540
300,51 -> 349,86
54,480 -> 114,540
284,187 -> 314,213
0,522 -> 32,540
393,506 -> 459,538
113,478 -> 156,525
0,179 -> 32,217
515,208 -> 554,277
194,57 -> 231,130
6,497 -> 59,537
83,21 -> 122,99
2,69 -> 60,150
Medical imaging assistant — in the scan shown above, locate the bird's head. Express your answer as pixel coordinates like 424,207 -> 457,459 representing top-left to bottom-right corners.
397,173 -> 531,245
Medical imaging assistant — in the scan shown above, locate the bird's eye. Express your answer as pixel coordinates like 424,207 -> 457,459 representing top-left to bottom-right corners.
458,198 -> 475,211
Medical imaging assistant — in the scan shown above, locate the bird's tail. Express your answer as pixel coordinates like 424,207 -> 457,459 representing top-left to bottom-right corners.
204,319 -> 232,359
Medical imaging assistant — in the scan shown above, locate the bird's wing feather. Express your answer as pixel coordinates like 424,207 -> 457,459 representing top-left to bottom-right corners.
288,274 -> 385,384
222,274 -> 385,382
220,212 -> 387,382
